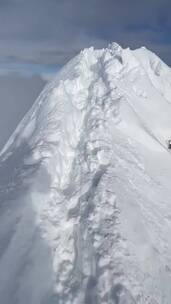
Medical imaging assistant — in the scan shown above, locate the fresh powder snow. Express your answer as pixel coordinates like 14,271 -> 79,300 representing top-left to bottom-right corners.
0,43 -> 171,303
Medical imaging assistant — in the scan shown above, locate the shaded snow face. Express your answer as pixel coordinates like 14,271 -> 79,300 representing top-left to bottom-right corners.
1,44 -> 171,304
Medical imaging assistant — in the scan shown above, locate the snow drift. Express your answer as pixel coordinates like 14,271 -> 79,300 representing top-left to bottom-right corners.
1,43 -> 171,303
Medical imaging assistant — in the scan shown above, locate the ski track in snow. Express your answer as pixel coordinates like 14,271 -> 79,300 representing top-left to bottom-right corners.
0,43 -> 171,303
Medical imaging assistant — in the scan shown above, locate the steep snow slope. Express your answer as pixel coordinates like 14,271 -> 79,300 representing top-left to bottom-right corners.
1,43 -> 171,304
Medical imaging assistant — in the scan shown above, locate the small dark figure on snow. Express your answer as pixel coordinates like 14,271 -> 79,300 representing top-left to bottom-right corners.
168,140 -> 171,149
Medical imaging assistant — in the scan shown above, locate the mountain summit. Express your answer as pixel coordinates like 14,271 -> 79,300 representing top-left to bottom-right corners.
1,44 -> 171,304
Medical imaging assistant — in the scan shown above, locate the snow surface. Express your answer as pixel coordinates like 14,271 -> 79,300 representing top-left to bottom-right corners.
1,42 -> 171,303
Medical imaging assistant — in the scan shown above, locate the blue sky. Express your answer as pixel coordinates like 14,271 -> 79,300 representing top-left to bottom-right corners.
0,0 -> 170,73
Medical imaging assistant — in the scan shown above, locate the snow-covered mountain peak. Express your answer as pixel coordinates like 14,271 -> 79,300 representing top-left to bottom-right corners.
108,42 -> 122,54
1,44 -> 171,304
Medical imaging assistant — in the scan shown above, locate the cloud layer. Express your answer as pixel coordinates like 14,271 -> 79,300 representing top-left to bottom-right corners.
0,73 -> 45,150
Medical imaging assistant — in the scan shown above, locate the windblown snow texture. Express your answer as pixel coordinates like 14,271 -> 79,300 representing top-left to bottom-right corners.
1,43 -> 171,303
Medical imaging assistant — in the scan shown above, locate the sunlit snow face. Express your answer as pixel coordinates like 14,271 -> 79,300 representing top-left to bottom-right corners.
1,43 -> 171,303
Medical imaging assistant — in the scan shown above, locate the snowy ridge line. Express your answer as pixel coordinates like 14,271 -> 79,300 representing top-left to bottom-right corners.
121,89 -> 171,154
133,48 -> 171,105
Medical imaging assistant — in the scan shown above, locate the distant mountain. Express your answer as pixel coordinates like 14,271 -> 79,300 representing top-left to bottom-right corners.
0,43 -> 171,304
